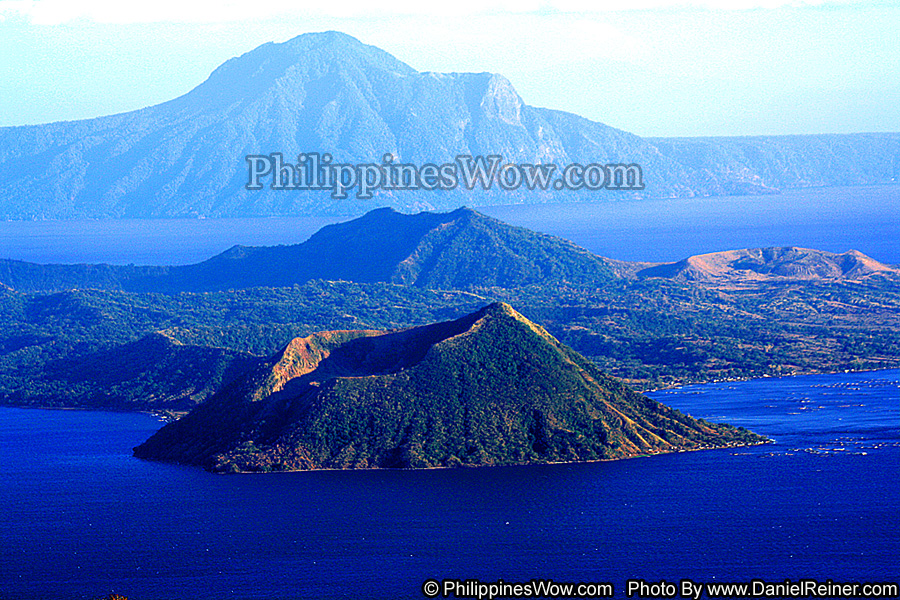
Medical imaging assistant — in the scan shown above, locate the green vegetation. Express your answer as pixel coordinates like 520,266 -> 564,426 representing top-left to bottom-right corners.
497,276 -> 900,388
133,303 -> 766,471
3,274 -> 897,410
0,282 -> 485,409
1,207 -> 898,414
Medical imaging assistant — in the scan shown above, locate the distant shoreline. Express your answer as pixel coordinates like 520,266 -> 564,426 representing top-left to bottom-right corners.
3,366 -> 897,417
1,185 -> 899,265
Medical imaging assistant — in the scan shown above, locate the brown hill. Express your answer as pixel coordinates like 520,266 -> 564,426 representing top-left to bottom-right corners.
637,247 -> 900,282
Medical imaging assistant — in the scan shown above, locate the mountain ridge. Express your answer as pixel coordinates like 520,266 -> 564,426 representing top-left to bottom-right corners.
0,208 -> 895,293
1,31 -> 897,219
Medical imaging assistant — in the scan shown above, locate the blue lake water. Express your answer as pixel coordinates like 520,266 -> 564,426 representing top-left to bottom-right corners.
0,369 -> 897,600
482,185 -> 900,264
0,185 -> 897,266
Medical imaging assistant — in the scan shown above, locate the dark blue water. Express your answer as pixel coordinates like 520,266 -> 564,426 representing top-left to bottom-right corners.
481,185 -> 900,264
1,370 -> 897,600
0,186 -> 897,265
0,216 -> 343,267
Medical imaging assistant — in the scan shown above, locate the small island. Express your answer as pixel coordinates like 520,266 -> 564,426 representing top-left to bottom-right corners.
133,303 -> 766,472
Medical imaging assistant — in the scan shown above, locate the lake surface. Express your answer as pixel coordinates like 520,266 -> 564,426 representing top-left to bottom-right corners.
1,369 -> 897,600
0,185 -> 897,265
482,185 -> 900,264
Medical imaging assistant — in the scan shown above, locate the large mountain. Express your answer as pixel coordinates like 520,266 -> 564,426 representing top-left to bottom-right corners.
1,31 -> 897,219
133,303 -> 766,471
0,32 -> 685,218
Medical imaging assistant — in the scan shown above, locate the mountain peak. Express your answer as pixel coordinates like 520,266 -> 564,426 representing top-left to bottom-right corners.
280,30 -> 416,73
284,30 -> 364,46
187,30 -> 416,107
478,301 -> 517,317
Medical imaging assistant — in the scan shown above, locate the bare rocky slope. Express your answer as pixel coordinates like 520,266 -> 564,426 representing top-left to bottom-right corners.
636,247 -> 900,282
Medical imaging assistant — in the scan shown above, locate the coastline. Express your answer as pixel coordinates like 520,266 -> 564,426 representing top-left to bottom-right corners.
5,365 -> 895,600
3,365 -> 895,417
631,364 -> 900,393
132,438 -> 776,475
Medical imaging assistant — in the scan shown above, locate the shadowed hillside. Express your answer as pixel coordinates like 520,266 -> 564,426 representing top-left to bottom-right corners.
5,332 -> 260,411
0,207 -> 618,292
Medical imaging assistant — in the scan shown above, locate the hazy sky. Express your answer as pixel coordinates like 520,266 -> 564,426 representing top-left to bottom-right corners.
0,0 -> 897,137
